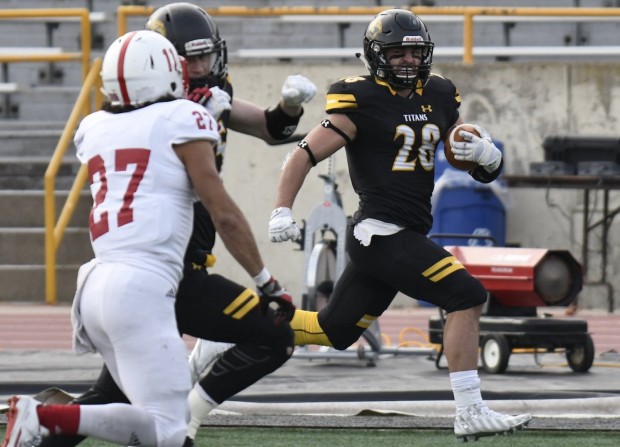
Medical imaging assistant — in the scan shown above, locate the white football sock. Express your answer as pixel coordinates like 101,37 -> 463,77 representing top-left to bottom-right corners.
186,385 -> 217,440
450,370 -> 483,412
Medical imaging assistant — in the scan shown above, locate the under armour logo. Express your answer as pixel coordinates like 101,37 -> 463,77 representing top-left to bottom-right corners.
421,105 -> 433,113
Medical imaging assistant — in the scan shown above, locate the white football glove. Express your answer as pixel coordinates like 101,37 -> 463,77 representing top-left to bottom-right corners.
269,207 -> 301,243
281,75 -> 317,107
450,124 -> 502,172
204,86 -> 232,121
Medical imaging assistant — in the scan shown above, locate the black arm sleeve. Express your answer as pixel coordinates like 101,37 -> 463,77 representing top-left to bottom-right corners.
470,158 -> 504,184
264,104 -> 303,140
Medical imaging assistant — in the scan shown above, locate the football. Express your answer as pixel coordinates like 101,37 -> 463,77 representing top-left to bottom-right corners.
444,124 -> 480,171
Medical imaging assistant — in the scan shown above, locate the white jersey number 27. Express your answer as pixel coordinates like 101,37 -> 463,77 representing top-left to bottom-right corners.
87,148 -> 151,241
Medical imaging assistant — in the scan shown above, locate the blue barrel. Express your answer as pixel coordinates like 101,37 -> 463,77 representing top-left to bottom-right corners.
430,140 -> 506,248
434,140 -> 451,179
429,187 -> 506,247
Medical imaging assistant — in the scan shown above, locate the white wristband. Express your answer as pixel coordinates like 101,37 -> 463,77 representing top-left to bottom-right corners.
253,267 -> 271,287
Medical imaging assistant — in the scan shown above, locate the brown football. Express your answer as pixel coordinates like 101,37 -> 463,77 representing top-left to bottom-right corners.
444,124 -> 480,171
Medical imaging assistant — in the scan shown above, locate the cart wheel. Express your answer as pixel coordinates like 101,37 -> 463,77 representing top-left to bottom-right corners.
566,334 -> 595,373
480,334 -> 511,374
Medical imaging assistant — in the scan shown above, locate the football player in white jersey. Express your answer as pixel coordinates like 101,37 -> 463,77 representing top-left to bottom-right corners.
2,29 -> 290,447
37,4 -> 314,447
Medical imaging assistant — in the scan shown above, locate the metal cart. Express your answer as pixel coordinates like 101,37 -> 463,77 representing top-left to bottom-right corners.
426,242 -> 594,374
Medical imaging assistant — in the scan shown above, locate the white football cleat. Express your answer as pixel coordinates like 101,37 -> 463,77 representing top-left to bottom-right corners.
188,339 -> 233,384
454,404 -> 531,442
2,395 -> 49,447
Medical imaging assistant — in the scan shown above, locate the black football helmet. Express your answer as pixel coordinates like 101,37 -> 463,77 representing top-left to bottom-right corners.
145,2 -> 227,88
363,9 -> 434,89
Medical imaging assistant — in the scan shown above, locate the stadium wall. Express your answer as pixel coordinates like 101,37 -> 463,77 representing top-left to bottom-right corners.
214,61 -> 620,311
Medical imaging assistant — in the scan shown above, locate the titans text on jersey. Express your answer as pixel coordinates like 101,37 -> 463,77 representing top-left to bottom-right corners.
325,73 -> 461,234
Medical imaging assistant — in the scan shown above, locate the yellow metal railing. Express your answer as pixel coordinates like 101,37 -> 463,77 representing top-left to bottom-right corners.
39,5 -> 620,304
117,5 -> 155,36
0,9 -> 97,304
44,58 -> 103,305
0,8 -> 92,82
117,5 -> 620,65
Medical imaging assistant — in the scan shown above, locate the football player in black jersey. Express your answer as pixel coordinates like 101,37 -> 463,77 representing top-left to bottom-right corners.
269,9 -> 531,442
38,3 -> 316,447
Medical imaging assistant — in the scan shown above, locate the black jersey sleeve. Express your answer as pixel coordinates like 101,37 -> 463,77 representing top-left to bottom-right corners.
324,76 -> 371,115
426,73 -> 461,140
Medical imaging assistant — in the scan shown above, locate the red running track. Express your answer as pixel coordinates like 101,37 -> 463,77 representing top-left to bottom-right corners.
0,304 -> 617,355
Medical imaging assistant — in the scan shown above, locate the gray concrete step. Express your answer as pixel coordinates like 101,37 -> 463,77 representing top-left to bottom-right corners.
0,187 -> 92,303
6,86 -> 83,122
0,120 -> 65,158
1,84 -> 83,120
0,264 -> 82,303
0,134 -> 64,158
0,190 -> 91,227
0,175 -> 78,190
0,228 -> 92,265
0,156 -> 82,189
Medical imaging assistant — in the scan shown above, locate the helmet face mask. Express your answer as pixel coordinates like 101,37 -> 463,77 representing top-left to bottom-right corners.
146,2 -> 228,87
185,53 -> 217,83
100,30 -> 186,107
363,9 -> 434,90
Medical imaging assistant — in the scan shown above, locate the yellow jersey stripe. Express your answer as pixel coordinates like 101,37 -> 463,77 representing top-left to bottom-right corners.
326,93 -> 358,111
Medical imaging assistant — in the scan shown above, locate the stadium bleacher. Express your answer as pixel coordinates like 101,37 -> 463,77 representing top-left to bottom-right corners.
1,0 -> 619,308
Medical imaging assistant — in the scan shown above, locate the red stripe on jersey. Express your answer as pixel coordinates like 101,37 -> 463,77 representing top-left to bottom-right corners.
117,31 -> 138,105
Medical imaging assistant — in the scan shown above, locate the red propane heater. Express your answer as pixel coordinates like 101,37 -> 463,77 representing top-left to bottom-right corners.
428,246 -> 595,374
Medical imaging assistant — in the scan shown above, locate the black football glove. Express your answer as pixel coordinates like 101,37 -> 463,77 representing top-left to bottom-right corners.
257,277 -> 296,325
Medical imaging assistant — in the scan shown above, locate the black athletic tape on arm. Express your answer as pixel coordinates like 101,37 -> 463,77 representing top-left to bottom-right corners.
297,140 -> 317,166
264,104 -> 303,140
320,119 -> 352,146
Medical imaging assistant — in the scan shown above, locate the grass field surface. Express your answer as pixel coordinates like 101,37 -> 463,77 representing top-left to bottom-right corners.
2,427 -> 619,446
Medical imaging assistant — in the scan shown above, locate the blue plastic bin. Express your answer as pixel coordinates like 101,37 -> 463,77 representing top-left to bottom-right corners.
431,139 -> 506,247
429,186 -> 506,247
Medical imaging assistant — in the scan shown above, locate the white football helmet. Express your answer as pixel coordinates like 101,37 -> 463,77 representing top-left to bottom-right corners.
101,30 -> 187,107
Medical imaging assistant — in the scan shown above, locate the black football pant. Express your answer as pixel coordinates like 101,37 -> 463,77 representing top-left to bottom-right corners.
318,226 -> 487,350
176,270 -> 294,403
